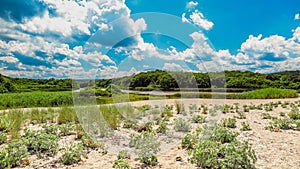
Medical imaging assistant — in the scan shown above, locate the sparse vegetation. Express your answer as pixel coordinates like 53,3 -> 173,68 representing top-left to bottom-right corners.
173,118 -> 191,132
0,92 -> 299,168
241,122 -> 251,131
112,159 -> 131,169
220,118 -> 237,128
187,125 -> 257,169
129,131 -> 160,166
60,143 -> 86,165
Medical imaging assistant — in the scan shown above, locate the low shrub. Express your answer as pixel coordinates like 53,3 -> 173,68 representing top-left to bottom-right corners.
129,131 -> 160,166
187,126 -> 256,169
156,120 -> 168,134
220,118 -> 237,128
191,115 -> 206,123
60,143 -> 86,165
240,122 -> 251,131
112,159 -> 131,169
0,131 -> 7,144
265,118 -> 294,131
117,150 -> 130,160
22,129 -> 58,157
0,140 -> 28,168
173,118 -> 191,132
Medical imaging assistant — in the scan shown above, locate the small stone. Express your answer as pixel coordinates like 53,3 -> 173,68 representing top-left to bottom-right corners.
176,156 -> 182,161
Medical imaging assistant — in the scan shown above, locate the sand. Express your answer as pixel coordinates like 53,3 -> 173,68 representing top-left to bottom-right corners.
11,97 -> 300,169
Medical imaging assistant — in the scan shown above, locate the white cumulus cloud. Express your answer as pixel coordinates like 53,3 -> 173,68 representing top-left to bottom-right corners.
295,13 -> 300,20
186,1 -> 199,9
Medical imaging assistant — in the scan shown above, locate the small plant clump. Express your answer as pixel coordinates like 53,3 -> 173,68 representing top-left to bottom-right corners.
0,140 -> 28,168
279,112 -> 285,117
0,131 -> 7,144
156,120 -> 168,134
240,122 -> 251,131
265,118 -> 294,131
129,131 -> 160,166
261,112 -> 272,119
122,119 -> 138,130
22,129 -> 59,157
236,111 -> 247,119
191,115 -> 206,124
187,125 -> 257,169
112,159 -> 131,169
60,143 -> 86,165
173,118 -> 191,132
175,102 -> 185,114
117,150 -> 130,160
220,118 -> 237,128
288,106 -> 300,120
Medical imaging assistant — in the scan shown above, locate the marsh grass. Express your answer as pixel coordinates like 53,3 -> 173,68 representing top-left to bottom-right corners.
57,107 -> 78,124
7,110 -> 23,140
29,109 -> 48,124
0,92 -> 73,110
228,88 -> 298,99
100,106 -> 123,130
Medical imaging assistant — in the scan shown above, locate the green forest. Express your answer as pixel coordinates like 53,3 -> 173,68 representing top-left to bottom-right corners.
96,70 -> 300,91
0,74 -> 72,93
1,70 -> 300,94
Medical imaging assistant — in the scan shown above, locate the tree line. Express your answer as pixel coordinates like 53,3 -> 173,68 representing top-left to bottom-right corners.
0,74 -> 73,93
96,70 -> 300,91
1,70 -> 299,94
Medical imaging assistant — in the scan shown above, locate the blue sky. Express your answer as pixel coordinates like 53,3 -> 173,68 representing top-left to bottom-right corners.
0,0 -> 299,79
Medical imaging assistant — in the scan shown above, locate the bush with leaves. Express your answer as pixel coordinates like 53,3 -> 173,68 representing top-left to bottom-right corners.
220,118 -> 237,128
240,122 -> 251,131
161,106 -> 173,117
265,118 -> 294,131
0,116 -> 10,132
42,124 -> 60,135
279,112 -> 285,117
122,119 -> 138,130
60,143 -> 86,165
190,114 -> 205,123
112,159 -> 131,169
59,123 -> 75,136
295,120 -> 300,131
182,132 -> 199,149
236,111 -> 247,119
189,104 -> 198,113
288,106 -> 300,120
187,125 -> 256,169
117,150 -> 130,160
156,120 -> 168,134
129,131 -> 160,166
22,129 -> 58,157
173,118 -> 191,132
136,121 -> 154,133
212,126 -> 239,144
81,134 -> 103,149
0,140 -> 28,168
0,131 -> 7,144
261,112 -> 272,119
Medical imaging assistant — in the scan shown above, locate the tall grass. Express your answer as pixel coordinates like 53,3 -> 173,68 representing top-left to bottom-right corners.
170,88 -> 298,99
57,107 -> 78,124
228,88 -> 298,99
0,92 -> 73,110
6,110 -> 23,140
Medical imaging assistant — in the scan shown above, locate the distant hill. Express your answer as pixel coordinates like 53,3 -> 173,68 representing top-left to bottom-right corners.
1,70 -> 299,93
96,70 -> 300,91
